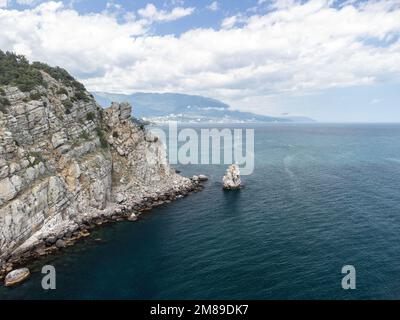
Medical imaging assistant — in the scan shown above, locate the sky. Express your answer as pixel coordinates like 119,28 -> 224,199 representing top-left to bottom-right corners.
0,0 -> 399,122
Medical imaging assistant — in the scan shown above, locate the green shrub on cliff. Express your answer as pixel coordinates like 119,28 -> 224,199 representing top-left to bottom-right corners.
0,96 -> 10,113
62,100 -> 73,114
56,87 -> 68,95
95,127 -> 108,149
79,131 -> 90,140
86,112 -> 95,121
30,92 -> 42,100
74,90 -> 90,102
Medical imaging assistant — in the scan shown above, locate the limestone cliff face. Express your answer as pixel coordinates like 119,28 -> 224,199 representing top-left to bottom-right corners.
0,71 -> 193,268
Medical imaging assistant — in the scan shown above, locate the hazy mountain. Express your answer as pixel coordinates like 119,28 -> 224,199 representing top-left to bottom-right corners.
280,116 -> 316,123
93,92 -> 310,123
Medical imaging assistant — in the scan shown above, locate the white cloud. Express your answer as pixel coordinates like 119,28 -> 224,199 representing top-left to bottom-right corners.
221,14 -> 248,29
106,1 -> 122,10
0,1 -> 149,76
221,15 -> 238,29
137,3 -> 195,22
15,0 -> 36,5
269,0 -> 299,9
169,0 -> 185,5
0,0 -> 399,115
206,1 -> 219,11
0,0 -> 8,8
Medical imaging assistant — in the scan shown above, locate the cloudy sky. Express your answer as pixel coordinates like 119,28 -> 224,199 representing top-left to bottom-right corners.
0,0 -> 399,122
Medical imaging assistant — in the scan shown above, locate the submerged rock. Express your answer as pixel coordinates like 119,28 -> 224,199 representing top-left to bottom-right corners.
4,268 -> 30,287
222,164 -> 241,190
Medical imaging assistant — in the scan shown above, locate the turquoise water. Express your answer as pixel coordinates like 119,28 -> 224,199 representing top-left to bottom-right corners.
2,123 -> 400,299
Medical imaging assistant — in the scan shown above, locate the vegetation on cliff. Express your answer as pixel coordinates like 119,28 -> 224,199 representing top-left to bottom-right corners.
0,86 -> 10,113
0,50 -> 88,100
0,50 -> 43,92
0,97 -> 10,114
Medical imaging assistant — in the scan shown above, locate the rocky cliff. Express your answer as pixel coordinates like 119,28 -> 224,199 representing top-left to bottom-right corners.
0,59 -> 199,275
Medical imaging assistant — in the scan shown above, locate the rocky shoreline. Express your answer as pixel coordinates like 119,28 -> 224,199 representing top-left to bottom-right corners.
0,177 -> 206,282
0,56 -> 211,285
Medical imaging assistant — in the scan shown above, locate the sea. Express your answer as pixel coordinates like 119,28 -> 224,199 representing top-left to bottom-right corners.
2,123 -> 400,299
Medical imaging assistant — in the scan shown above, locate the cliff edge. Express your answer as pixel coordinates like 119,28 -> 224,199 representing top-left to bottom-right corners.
0,52 -> 199,274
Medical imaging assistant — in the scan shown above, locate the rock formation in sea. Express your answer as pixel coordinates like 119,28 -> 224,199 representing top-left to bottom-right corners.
0,52 -> 202,278
222,164 -> 242,189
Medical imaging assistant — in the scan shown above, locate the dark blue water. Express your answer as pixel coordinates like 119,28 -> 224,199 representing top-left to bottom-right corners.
2,123 -> 400,299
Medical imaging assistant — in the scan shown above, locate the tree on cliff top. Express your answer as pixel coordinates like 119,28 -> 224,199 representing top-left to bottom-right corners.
0,50 -> 44,92
0,49 -> 87,96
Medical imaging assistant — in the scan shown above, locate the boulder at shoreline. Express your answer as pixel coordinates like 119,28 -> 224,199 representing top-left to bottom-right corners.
4,268 -> 30,287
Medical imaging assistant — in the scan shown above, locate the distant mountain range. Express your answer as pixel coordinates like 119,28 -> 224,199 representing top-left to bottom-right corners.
92,92 -> 315,123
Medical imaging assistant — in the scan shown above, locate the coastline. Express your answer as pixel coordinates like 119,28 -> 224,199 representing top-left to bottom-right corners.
0,61 -> 209,285
0,178 -> 205,282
